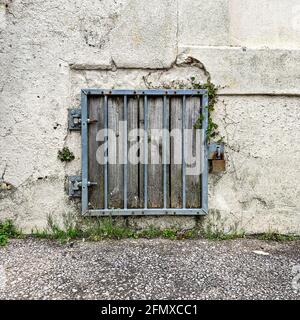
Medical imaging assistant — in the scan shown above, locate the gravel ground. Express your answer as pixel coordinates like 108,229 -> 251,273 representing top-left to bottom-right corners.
0,238 -> 299,300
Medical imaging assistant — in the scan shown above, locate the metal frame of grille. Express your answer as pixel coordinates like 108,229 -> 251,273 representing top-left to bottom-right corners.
80,89 -> 208,216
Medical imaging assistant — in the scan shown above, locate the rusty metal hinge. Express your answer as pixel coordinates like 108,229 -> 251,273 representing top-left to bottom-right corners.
67,176 -> 97,198
68,109 -> 81,131
68,108 -> 98,131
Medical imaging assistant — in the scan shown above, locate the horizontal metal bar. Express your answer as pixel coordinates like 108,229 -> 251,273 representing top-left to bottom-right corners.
85,208 -> 208,216
82,89 -> 208,96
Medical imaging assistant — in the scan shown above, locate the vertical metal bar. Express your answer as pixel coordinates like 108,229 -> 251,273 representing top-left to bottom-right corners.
163,96 -> 168,209
182,95 -> 186,208
144,95 -> 148,209
123,95 -> 128,209
201,93 -> 209,213
81,90 -> 89,214
104,95 -> 108,209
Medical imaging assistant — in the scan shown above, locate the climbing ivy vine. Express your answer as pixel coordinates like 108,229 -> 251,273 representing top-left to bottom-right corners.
190,77 -> 220,142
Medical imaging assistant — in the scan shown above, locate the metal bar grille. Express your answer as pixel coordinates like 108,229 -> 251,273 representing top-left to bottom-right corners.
81,89 -> 208,216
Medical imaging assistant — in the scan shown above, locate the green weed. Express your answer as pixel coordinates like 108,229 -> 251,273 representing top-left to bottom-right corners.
0,220 -> 22,246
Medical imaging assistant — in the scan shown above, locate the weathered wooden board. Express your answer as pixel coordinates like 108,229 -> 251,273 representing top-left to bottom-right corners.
147,97 -> 164,208
169,97 -> 182,208
185,97 -> 201,208
138,97 -> 145,208
127,96 -> 140,208
107,97 -> 123,208
163,97 -> 170,208
88,96 -> 104,209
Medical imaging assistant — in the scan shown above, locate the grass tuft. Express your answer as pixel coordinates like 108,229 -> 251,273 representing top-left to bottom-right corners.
0,220 -> 22,246
202,230 -> 245,241
257,232 -> 300,242
2,217 -> 300,245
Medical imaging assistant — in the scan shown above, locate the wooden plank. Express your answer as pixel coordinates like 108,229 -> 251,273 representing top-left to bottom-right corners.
147,97 -> 164,208
127,96 -> 140,208
163,97 -> 170,208
169,97 -> 182,208
88,96 -> 104,209
107,96 -> 123,208
185,96 -> 201,208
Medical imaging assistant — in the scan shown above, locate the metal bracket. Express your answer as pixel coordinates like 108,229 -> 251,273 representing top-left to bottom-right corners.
208,143 -> 225,160
68,108 -> 81,131
67,176 -> 97,198
68,176 -> 82,198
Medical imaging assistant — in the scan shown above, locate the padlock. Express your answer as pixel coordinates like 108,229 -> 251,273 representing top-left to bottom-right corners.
211,145 -> 226,173
212,159 -> 226,173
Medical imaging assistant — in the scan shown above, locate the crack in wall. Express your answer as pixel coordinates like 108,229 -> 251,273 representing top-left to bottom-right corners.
70,53 -> 211,100
1,163 -> 7,181
142,54 -> 212,89
70,52 -> 211,75
238,197 -> 270,210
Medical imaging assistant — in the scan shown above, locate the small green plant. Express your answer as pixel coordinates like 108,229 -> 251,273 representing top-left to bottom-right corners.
205,231 -> 245,241
58,147 -> 75,162
201,219 -> 245,241
178,229 -> 198,240
31,229 -> 49,239
258,232 -> 300,242
48,215 -> 83,242
0,220 -> 22,246
138,226 -> 163,239
90,218 -> 135,240
32,215 -> 83,243
190,78 -> 220,142
0,234 -> 8,246
162,228 -> 178,240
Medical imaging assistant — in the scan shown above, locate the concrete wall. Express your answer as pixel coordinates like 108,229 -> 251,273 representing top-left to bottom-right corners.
0,0 -> 299,234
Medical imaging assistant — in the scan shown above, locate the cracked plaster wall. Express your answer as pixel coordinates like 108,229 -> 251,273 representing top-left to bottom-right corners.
0,0 -> 299,233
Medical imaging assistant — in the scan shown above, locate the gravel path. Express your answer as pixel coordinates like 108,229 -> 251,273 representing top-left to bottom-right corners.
0,238 -> 299,300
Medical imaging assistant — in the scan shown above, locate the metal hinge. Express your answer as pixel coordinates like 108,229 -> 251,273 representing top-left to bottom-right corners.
68,109 -> 81,131
68,176 -> 82,197
68,176 -> 97,198
68,108 -> 98,131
